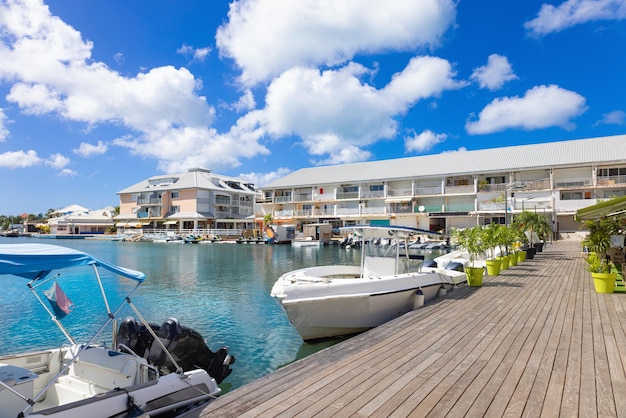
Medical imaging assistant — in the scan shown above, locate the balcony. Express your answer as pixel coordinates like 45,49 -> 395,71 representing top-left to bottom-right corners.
294,193 -> 313,202
274,196 -> 292,203
336,191 -> 359,200
598,175 -> 626,186
414,185 -> 442,195
387,187 -> 413,197
360,190 -> 385,199
520,178 -> 551,190
137,197 -> 162,205
445,185 -> 474,194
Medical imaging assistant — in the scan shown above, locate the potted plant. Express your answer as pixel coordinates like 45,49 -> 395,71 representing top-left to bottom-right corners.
583,218 -> 618,293
512,211 -> 545,259
480,223 -> 501,276
452,226 -> 485,286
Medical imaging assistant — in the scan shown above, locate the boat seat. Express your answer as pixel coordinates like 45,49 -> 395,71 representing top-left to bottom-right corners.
67,348 -> 141,391
364,257 -> 397,278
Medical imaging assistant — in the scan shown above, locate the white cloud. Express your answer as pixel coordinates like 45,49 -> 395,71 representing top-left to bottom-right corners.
73,140 -> 108,157
596,110 -> 626,125
0,0 -> 274,173
238,167 -> 291,187
114,52 -> 124,65
257,57 -> 464,164
0,108 -> 9,141
177,44 -> 212,63
216,0 -> 457,86
58,168 -> 77,177
231,89 -> 256,113
405,130 -> 447,153
470,54 -> 518,91
46,153 -> 70,169
525,0 -> 626,36
465,85 -> 587,134
0,150 -> 41,168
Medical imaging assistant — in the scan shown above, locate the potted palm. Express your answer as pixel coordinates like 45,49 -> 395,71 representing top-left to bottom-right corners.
481,223 -> 501,276
452,226 -> 486,286
512,211 -> 544,259
583,218 -> 618,293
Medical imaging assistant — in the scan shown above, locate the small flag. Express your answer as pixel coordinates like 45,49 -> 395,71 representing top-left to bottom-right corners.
44,282 -> 74,319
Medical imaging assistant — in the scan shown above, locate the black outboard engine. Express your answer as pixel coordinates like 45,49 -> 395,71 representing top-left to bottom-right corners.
422,259 -> 437,268
146,318 -> 235,384
445,261 -> 465,272
116,317 -> 159,358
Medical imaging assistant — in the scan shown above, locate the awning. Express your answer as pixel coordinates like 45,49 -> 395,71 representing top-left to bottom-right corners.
141,222 -> 151,226
163,221 -> 178,225
575,195 -> 626,221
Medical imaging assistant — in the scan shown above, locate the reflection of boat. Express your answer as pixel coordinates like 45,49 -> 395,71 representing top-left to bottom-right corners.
0,244 -> 235,418
270,226 -> 466,341
3,229 -> 20,237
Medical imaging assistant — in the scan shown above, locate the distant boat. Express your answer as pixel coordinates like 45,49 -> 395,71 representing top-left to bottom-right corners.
271,225 -> 466,341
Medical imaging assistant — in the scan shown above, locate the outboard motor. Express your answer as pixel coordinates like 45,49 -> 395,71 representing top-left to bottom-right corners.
422,259 -> 437,268
147,318 -> 235,384
116,317 -> 158,358
445,262 -> 465,272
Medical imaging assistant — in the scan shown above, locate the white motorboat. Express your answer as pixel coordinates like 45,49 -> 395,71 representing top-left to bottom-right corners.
270,226 -> 467,341
0,244 -> 235,418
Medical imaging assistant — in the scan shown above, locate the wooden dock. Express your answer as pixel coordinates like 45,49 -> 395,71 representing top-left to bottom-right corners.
187,240 -> 626,417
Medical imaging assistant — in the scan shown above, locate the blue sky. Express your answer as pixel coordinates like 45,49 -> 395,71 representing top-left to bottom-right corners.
0,0 -> 625,215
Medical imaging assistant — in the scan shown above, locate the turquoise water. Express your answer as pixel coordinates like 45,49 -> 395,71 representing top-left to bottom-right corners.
0,237 -> 362,391
0,237 -> 448,392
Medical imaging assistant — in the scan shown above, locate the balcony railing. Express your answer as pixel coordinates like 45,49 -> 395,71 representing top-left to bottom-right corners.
360,190 -> 385,199
598,175 -> 626,186
444,185 -> 474,194
414,185 -> 442,195
274,196 -> 292,203
294,194 -> 313,202
137,197 -> 162,205
387,188 -> 413,197
336,191 -> 359,200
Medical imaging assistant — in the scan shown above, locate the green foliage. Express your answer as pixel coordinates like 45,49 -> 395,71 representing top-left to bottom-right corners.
512,211 -> 550,245
452,226 -> 486,267
585,252 -> 611,274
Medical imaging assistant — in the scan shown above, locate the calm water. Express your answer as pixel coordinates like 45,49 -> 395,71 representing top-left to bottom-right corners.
0,237 -> 447,392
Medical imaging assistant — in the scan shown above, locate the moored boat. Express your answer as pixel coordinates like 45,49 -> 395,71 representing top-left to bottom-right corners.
270,225 -> 467,341
0,243 -> 234,418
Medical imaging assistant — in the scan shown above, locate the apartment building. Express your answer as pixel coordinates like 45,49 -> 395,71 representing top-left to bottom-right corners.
259,134 -> 626,238
116,167 -> 256,231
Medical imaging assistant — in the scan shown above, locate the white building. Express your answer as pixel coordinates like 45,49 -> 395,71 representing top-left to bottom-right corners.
259,134 -> 626,239
47,205 -> 116,235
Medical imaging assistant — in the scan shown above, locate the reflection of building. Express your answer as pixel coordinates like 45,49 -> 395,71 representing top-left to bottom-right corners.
47,204 -> 115,235
258,134 -> 626,237
116,167 -> 256,231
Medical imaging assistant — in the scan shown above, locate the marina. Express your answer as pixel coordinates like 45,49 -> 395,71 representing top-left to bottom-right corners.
0,236 -> 451,393
187,240 -> 626,417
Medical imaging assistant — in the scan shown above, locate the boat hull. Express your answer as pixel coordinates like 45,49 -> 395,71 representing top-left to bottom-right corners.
272,265 -> 460,340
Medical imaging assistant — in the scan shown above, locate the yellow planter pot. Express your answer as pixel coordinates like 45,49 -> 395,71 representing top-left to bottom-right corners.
518,251 -> 527,262
592,272 -> 617,293
509,253 -> 518,266
485,259 -> 500,276
499,256 -> 509,270
465,267 -> 484,287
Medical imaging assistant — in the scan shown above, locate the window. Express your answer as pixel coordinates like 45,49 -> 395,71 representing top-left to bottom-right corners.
170,205 -> 180,213
369,184 -> 384,192
171,191 -> 179,198
561,192 -> 583,200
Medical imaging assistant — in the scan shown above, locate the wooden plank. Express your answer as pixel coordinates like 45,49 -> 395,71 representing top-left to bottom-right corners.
186,241 -> 626,418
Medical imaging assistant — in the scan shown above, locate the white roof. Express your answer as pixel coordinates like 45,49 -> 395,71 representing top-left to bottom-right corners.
118,167 -> 256,195
264,134 -> 626,188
